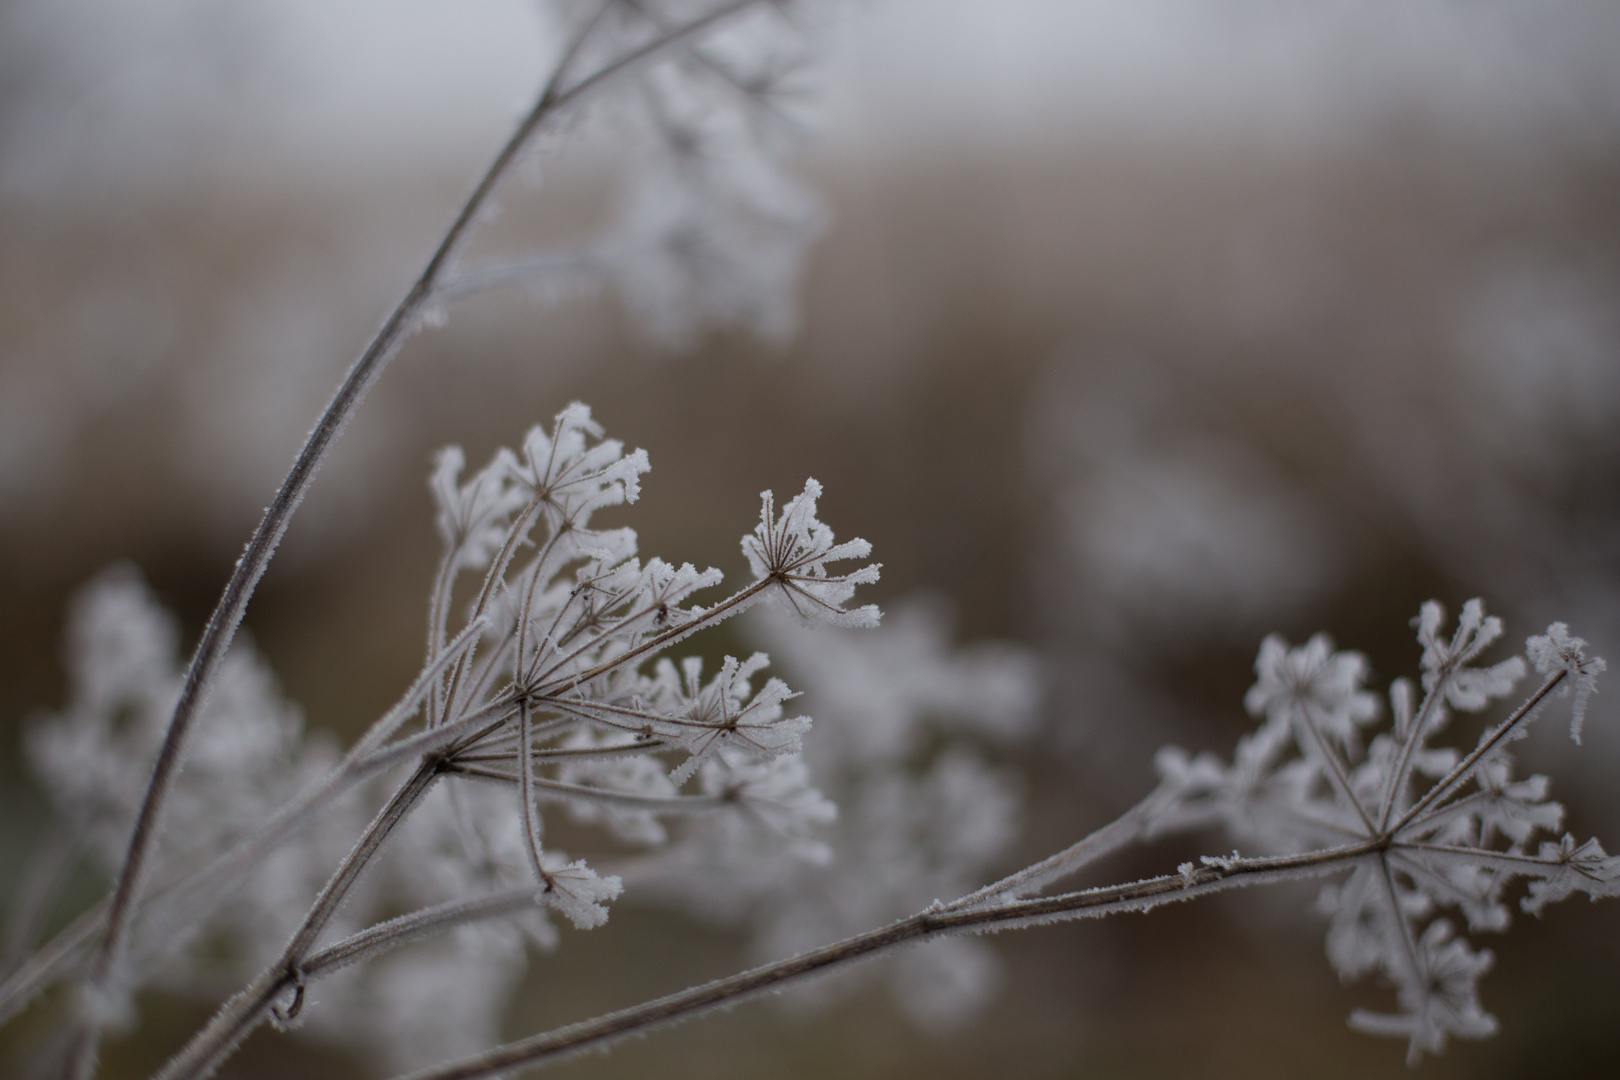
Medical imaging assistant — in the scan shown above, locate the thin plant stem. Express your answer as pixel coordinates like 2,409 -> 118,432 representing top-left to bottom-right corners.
153,763 -> 444,1080
1376,676 -> 1447,830
945,789 -> 1164,909
63,7 -> 770,1073
0,903 -> 104,1028
301,888 -> 542,980
394,838 -> 1385,1080
1391,671 -> 1566,834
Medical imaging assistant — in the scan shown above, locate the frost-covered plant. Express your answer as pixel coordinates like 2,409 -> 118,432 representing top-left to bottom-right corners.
3,3 -> 1616,1078
636,600 -> 1037,1027
1152,600 -> 1614,1062
5,405 -> 884,1078
300,599 -> 1602,1080
0,3 -> 843,1076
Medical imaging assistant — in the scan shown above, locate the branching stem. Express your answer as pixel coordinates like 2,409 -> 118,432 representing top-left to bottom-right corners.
394,839 -> 1384,1080
60,6 -> 770,1074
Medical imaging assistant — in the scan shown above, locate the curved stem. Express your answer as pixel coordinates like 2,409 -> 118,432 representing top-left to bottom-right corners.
302,888 -> 542,980
395,839 -> 1382,1080
153,763 -> 442,1080
62,6 -> 771,1074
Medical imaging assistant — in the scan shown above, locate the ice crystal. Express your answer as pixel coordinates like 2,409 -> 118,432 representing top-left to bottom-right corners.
1526,622 -> 1606,742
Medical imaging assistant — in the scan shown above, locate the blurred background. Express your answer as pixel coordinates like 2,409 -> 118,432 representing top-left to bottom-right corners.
3,1 -> 1620,1076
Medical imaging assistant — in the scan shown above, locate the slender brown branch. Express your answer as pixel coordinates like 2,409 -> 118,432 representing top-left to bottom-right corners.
153,764 -> 443,1080
395,839 -> 1383,1080
302,889 -> 542,980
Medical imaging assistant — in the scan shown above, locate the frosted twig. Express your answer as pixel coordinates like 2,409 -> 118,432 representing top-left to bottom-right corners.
945,789 -> 1164,909
153,764 -> 445,1080
394,840 -> 1384,1080
1391,671 -> 1565,834
301,889 -> 543,980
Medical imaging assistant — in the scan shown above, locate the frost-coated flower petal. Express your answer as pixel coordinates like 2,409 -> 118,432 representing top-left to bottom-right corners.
701,751 -> 837,854
1348,920 -> 1497,1064
513,403 -> 650,521
649,654 -> 811,785
1526,622 -> 1606,743
740,479 -> 881,628
1415,599 -> 1526,712
431,444 -> 525,572
1521,835 -> 1620,915
1243,633 -> 1378,747
1210,602 -> 1615,1060
540,856 -> 624,931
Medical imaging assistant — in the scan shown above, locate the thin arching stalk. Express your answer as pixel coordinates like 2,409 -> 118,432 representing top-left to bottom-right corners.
394,839 -> 1386,1080
60,4 -> 771,1075
152,763 -> 444,1080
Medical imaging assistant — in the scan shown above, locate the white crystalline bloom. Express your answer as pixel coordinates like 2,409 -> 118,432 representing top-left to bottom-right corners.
1164,598 -> 1613,1063
327,405 -> 882,1066
1526,621 -> 1607,742
593,1 -> 826,350
1413,599 -> 1526,712
640,597 -> 1036,1027
645,652 -> 810,785
430,444 -> 525,573
1243,632 -> 1379,748
698,750 -> 838,858
740,479 -> 881,628
28,567 -> 181,864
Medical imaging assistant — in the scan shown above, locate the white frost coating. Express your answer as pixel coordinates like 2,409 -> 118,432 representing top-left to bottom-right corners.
1414,599 -> 1527,713
21,404 -> 884,1070
594,1 -> 828,350
28,568 -> 358,982
741,479 -> 882,628
1526,622 -> 1606,743
637,599 -> 1036,1028
1244,632 -> 1379,751
647,653 -> 809,785
1150,599 -> 1612,1064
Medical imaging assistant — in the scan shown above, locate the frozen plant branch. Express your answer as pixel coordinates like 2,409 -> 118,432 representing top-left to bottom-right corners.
391,601 -> 1612,1077
56,2 -> 808,1075
106,405 -> 879,1080
394,841 -> 1385,1080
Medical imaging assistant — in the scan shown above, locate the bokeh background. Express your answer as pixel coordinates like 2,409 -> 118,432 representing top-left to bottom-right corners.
4,1 -> 1620,1077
